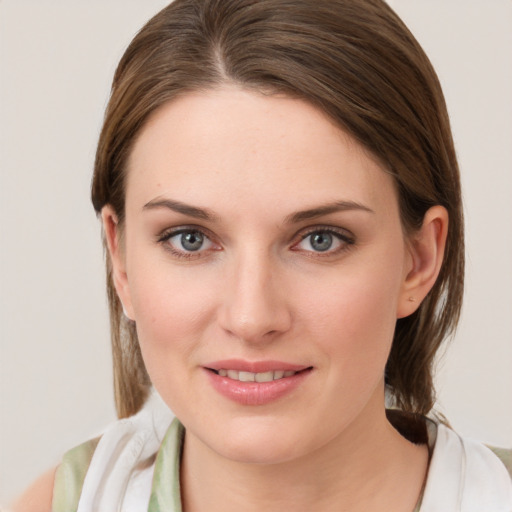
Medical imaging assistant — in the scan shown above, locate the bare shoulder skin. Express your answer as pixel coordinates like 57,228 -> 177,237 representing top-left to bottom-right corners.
9,467 -> 56,512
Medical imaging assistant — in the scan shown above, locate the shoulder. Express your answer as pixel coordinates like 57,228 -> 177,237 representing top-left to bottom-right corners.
9,437 -> 100,512
11,392 -> 174,512
9,466 -> 56,512
52,391 -> 174,510
431,422 -> 511,481
51,437 -> 100,512
423,422 -> 512,508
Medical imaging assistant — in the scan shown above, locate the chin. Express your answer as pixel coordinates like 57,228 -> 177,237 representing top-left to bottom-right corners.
216,436 -> 304,465
198,416 -> 316,465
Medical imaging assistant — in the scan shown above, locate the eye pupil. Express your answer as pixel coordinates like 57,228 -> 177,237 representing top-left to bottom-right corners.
181,231 -> 204,251
311,232 -> 333,252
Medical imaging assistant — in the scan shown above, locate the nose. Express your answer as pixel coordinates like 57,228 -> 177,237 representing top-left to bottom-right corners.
218,250 -> 292,344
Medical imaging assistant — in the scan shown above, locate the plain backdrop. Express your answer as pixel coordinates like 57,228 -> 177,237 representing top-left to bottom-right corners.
1,0 -> 511,503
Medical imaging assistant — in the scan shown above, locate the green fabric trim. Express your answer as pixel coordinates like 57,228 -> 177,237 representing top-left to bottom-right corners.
51,437 -> 100,512
488,446 -> 512,479
148,418 -> 184,512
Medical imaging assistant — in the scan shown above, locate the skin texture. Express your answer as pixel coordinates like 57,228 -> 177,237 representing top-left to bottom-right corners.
102,87 -> 447,511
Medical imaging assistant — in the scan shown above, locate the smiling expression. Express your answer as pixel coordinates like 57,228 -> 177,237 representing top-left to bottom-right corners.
106,86 -> 420,464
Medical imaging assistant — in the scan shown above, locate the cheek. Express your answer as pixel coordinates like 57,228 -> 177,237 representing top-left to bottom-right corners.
126,258 -> 219,369
298,257 -> 404,369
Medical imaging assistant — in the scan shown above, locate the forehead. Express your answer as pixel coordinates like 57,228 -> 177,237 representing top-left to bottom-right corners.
126,87 -> 397,219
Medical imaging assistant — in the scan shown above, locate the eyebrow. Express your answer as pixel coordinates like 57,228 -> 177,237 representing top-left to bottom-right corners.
143,197 -> 374,223
284,201 -> 374,224
143,198 -> 217,221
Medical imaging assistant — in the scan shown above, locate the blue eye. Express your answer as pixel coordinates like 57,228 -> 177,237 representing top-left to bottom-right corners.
161,229 -> 216,255
294,229 -> 353,254
177,231 -> 205,251
309,232 -> 334,252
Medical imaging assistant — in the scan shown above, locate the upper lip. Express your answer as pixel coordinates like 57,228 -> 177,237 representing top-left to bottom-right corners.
205,359 -> 311,373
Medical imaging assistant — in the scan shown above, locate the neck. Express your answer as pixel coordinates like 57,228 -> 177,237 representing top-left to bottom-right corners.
180,391 -> 428,512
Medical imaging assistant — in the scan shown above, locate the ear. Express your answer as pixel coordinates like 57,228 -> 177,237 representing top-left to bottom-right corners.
101,205 -> 135,321
397,205 -> 449,319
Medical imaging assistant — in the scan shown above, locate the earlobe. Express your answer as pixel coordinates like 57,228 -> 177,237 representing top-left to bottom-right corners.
101,206 -> 135,321
397,206 -> 449,318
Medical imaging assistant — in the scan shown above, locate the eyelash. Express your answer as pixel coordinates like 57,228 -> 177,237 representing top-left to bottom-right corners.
156,225 -> 355,260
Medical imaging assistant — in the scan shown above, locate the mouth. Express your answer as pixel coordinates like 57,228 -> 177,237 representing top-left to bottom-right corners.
207,368 -> 311,382
204,361 -> 313,405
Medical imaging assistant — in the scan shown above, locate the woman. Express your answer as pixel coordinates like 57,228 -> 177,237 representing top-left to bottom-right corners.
12,0 -> 512,510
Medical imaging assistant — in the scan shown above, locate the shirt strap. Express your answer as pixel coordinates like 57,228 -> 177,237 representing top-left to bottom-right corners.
148,418 -> 184,512
488,446 -> 512,479
52,437 -> 100,512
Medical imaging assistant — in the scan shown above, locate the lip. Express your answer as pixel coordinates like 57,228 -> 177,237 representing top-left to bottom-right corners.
204,359 -> 313,406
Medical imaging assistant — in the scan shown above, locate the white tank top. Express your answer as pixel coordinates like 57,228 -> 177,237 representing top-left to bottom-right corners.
53,390 -> 512,512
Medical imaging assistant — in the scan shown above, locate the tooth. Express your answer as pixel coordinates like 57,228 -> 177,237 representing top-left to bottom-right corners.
221,369 -> 298,382
239,371 -> 256,382
255,371 -> 274,383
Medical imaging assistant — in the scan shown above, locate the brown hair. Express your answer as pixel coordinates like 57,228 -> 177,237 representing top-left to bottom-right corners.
91,0 -> 464,419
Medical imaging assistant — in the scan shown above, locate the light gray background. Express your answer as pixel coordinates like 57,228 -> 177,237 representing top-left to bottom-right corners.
1,0 -> 511,503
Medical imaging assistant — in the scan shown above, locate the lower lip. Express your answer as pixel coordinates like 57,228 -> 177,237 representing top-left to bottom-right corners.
205,368 -> 312,406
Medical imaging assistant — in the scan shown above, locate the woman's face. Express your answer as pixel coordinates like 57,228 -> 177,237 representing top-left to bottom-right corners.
109,87 -> 419,464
